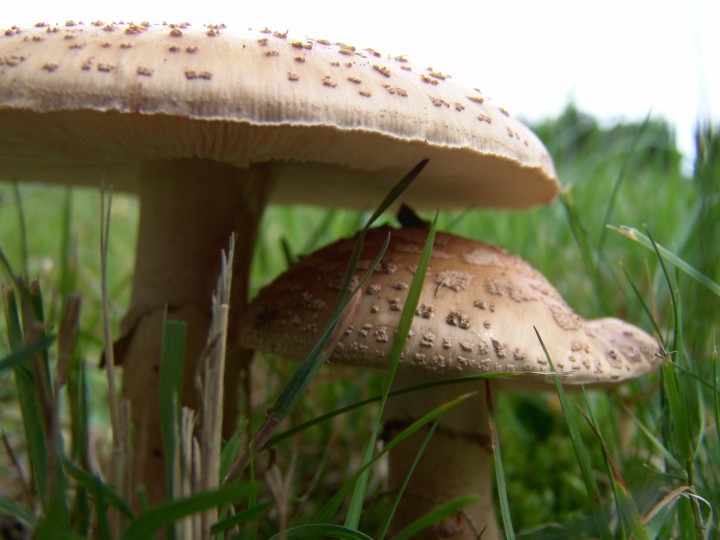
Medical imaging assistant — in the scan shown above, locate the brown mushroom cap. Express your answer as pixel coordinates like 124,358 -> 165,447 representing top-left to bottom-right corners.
0,21 -> 558,209
239,227 -> 660,384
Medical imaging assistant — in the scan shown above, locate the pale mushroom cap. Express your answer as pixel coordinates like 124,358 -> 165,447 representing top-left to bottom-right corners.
239,227 -> 661,384
0,21 -> 558,209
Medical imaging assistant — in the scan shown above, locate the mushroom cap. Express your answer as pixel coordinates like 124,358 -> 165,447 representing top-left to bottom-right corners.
0,21 -> 558,209
239,227 -> 660,385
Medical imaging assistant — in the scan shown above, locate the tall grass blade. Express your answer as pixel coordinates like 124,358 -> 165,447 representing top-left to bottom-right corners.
239,160 -> 428,465
159,318 -> 187,506
486,380 -> 515,540
575,403 -> 649,540
534,327 -> 613,540
11,182 -> 29,280
597,112 -> 651,259
344,212 -> 437,529
2,286 -> 51,511
609,225 -> 720,296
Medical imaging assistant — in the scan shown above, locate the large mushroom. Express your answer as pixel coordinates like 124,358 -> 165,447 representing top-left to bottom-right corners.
239,226 -> 661,539
0,21 -> 558,502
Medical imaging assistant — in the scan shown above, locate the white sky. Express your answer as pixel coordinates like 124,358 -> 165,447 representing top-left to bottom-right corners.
3,0 -> 718,161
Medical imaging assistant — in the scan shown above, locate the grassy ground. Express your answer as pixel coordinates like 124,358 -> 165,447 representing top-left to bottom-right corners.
0,104 -> 718,538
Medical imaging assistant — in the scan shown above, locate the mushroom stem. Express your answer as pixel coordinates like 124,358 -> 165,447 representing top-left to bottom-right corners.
117,159 -> 275,504
384,372 -> 499,540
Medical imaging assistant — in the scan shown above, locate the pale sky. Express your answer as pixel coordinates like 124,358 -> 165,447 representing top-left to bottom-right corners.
3,0 -> 718,161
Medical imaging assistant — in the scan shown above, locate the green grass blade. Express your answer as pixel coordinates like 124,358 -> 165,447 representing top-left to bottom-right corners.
390,495 -> 480,540
270,524 -> 375,540
575,403 -> 650,540
158,317 -> 187,502
254,232 -> 390,450
315,391 -> 474,524
11,182 -> 30,280
210,500 -> 272,535
714,346 -> 719,454
609,225 -> 720,296
597,112 -> 651,259
0,333 -> 56,373
378,419 -> 440,540
120,483 -> 256,540
486,380 -> 515,540
344,211 -> 437,528
247,162 -> 429,460
264,372 -> 539,448
534,327 -> 613,540
0,496 -> 35,526
63,458 -> 136,521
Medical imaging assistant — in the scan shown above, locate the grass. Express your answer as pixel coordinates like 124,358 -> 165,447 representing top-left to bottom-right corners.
0,104 -> 718,538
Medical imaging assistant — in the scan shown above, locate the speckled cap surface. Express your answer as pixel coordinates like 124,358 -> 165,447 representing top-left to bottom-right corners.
239,227 -> 660,384
0,21 -> 558,209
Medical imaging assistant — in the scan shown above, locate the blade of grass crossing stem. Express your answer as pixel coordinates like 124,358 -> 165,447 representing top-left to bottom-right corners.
159,318 -> 187,507
378,419 -> 440,539
253,161 -> 428,452
249,231 -> 389,456
315,394 -> 474,523
391,495 -> 480,540
486,380 -> 515,540
534,327 -> 613,540
266,372 -> 513,448
344,211 -> 438,529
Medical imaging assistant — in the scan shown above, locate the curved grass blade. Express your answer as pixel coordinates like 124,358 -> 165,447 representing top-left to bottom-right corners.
609,225 -> 720,296
0,333 -> 56,373
226,161 -> 429,482
315,391 -> 475,524
344,211 -> 437,528
265,371 -> 562,448
210,500 -> 272,535
377,419 -> 440,539
534,327 -> 613,540
391,495 -> 480,540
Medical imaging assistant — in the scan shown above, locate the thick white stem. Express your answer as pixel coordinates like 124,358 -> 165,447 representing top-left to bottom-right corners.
118,159 -> 274,505
384,372 -> 499,539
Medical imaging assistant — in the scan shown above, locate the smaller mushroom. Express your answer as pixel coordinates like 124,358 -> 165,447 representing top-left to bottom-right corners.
239,228 -> 660,538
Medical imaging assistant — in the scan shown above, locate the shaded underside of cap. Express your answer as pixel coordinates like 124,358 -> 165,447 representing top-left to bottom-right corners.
239,227 -> 661,384
0,21 -> 558,209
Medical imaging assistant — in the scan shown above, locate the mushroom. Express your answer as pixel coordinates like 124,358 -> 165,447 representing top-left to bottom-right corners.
238,226 -> 660,539
0,21 -> 559,502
